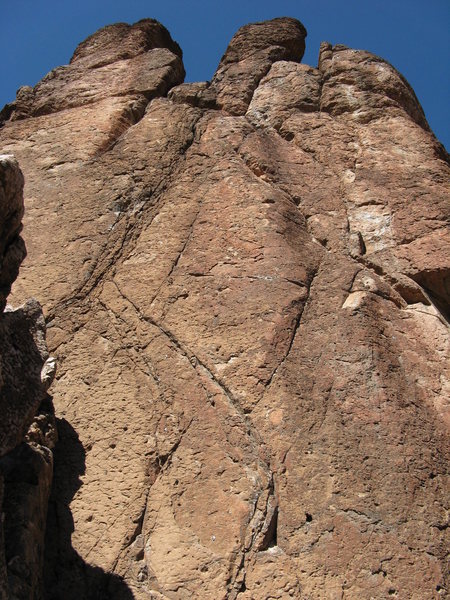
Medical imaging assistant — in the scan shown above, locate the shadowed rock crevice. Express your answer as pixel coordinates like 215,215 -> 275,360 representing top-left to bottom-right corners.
0,400 -> 55,599
410,269 -> 450,321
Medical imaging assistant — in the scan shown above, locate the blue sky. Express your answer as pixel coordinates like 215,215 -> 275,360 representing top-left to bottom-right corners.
2,0 -> 449,149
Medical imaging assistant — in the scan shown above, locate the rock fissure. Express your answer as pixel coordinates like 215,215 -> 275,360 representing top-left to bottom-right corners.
44,114 -> 202,329
264,265 -> 320,391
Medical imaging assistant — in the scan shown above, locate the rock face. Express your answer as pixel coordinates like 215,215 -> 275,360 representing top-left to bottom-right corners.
0,157 -> 56,599
0,156 -> 26,313
0,16 -> 449,600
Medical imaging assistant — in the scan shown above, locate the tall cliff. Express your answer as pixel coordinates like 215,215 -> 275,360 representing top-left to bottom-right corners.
0,17 -> 448,600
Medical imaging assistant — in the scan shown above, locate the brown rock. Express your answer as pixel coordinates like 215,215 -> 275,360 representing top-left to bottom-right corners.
0,299 -> 50,456
247,61 -> 322,128
318,42 -> 429,128
170,17 -> 307,116
211,17 -> 306,115
70,19 -> 182,68
0,156 -> 55,598
2,19 -> 184,122
1,16 -> 449,600
0,156 -> 26,313
1,406 -> 57,600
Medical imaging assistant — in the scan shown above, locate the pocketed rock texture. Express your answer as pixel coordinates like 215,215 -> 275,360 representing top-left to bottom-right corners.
0,16 -> 449,600
0,157 -> 56,599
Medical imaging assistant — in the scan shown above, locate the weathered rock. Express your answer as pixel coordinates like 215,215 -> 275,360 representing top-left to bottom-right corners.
0,478 -> 8,600
247,61 -> 322,128
171,17 -> 307,115
0,158 -> 55,598
0,299 -> 49,457
70,19 -> 182,68
0,156 -> 26,313
210,17 -> 306,115
318,42 -> 429,128
1,19 -> 184,124
1,403 -> 57,600
1,16 -> 449,600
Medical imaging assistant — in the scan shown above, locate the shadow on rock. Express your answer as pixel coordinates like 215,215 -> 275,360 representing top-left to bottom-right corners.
43,418 -> 135,600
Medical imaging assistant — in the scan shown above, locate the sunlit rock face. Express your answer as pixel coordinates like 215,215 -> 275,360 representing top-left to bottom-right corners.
1,16 -> 448,600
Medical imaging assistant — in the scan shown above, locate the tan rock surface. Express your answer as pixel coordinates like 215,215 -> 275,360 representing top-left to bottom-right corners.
1,16 -> 449,600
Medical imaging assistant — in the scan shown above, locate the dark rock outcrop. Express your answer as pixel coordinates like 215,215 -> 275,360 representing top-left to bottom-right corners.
0,158 -> 56,599
0,156 -> 26,313
0,16 -> 448,600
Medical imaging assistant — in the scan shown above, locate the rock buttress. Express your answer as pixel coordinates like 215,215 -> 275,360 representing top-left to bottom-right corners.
1,17 -> 449,600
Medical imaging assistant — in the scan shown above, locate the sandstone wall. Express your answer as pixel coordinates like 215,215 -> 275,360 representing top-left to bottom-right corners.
0,17 -> 448,599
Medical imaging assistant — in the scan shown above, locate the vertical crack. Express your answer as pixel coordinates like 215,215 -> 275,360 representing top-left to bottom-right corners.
45,111 -> 203,325
259,505 -> 278,550
264,265 -> 320,390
